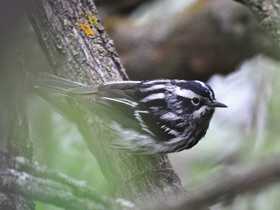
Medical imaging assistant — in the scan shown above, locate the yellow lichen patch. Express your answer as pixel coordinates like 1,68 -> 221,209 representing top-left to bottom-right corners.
88,10 -> 99,27
78,23 -> 95,36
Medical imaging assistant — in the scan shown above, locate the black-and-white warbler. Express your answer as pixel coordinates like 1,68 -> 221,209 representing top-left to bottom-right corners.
37,73 -> 227,154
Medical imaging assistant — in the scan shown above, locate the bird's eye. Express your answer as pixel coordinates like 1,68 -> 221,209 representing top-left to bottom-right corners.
191,97 -> 200,106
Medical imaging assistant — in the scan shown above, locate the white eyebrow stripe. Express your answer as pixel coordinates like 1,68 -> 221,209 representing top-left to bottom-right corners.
195,80 -> 207,88
194,80 -> 215,100
141,93 -> 165,102
174,86 -> 199,99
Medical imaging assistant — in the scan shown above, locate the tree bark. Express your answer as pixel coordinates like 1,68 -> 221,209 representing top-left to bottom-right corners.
243,0 -> 280,46
0,1 -> 34,208
0,154 -> 119,210
2,72 -> 34,209
95,0 -> 153,16
106,0 -> 276,81
25,0 -> 185,205
159,156 -> 280,210
0,153 -> 35,210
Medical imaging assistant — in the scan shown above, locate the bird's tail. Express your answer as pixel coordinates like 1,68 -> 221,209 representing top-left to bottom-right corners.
35,72 -> 87,96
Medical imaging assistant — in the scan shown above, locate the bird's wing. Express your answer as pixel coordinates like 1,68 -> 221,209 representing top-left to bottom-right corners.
37,72 -> 140,101
36,73 -> 145,131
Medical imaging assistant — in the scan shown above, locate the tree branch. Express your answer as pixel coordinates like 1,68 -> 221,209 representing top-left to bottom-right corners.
95,0 -> 153,16
25,0 -> 185,205
107,0 -> 276,81
0,153 -> 134,210
13,156 -> 113,207
0,2 -> 34,207
159,156 -> 280,210
243,0 -> 280,46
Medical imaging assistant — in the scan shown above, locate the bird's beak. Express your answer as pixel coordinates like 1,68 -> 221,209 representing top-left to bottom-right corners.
207,101 -> 227,108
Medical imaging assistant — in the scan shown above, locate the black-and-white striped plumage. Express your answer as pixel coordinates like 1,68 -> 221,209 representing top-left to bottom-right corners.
37,73 -> 227,154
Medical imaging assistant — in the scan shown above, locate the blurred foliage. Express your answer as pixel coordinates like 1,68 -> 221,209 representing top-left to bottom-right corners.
28,98 -> 110,210
28,58 -> 280,210
169,60 -> 280,210
0,0 -> 279,209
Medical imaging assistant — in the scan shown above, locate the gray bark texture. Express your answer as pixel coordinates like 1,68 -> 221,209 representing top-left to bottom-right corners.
0,154 -> 119,210
0,72 -> 34,210
243,0 -> 280,46
0,153 -> 35,210
0,2 -> 34,206
25,0 -> 185,205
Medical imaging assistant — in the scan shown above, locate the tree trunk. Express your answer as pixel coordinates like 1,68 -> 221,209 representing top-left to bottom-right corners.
0,1 -> 34,208
25,0 -> 185,205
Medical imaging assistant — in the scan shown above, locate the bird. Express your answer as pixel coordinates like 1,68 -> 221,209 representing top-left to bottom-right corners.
36,73 -> 227,154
